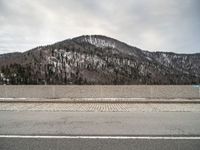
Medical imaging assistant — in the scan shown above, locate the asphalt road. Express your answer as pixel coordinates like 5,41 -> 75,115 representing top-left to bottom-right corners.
0,111 -> 200,149
1,137 -> 200,150
0,111 -> 200,136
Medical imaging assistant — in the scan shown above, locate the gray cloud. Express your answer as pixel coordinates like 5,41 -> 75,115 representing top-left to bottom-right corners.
0,0 -> 199,54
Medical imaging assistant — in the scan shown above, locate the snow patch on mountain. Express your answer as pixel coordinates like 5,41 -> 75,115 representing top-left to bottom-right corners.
80,35 -> 116,48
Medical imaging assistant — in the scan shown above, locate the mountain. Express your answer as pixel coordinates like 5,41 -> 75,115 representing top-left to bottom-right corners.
0,35 -> 200,85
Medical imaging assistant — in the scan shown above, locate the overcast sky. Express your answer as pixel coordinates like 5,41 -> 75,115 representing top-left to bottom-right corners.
0,0 -> 200,54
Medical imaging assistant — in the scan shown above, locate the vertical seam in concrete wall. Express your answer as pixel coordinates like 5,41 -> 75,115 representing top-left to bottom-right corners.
100,86 -> 102,98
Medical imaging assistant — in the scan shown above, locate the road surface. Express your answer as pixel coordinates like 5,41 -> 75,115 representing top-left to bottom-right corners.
1,136 -> 200,150
0,101 -> 200,150
0,111 -> 200,149
0,111 -> 200,136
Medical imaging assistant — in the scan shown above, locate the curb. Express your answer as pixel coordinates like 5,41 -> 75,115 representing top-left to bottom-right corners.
0,98 -> 200,104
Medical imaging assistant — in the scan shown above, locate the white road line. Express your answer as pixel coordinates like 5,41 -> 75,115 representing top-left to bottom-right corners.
0,135 -> 200,139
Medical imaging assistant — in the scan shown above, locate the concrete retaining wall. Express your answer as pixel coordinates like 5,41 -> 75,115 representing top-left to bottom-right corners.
0,85 -> 199,99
